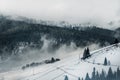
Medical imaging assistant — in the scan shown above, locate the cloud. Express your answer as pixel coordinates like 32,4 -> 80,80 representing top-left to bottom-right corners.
0,0 -> 120,29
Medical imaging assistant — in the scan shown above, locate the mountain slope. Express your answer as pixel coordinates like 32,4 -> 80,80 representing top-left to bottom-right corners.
0,43 -> 120,80
0,16 -> 117,60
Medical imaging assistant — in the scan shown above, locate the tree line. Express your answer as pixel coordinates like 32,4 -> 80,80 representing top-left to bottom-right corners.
64,67 -> 120,80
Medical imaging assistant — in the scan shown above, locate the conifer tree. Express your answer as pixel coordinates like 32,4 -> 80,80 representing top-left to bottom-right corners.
92,67 -> 96,80
85,73 -> 90,80
78,77 -> 80,80
86,47 -> 90,57
95,71 -> 99,80
64,75 -> 69,80
100,69 -> 106,80
82,47 -> 91,60
117,67 -> 120,80
104,57 -> 107,66
107,67 -> 113,80
81,78 -> 83,80
82,48 -> 87,59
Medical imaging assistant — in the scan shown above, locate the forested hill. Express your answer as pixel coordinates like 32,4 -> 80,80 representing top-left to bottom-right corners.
0,16 -> 119,58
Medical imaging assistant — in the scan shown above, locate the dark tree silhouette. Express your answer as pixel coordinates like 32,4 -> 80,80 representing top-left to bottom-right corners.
91,67 -> 96,80
51,57 -> 55,63
117,67 -> 120,80
85,73 -> 90,80
81,78 -> 84,80
114,38 -> 119,44
86,47 -> 91,57
78,77 -> 80,80
64,75 -> 69,80
95,71 -> 99,80
104,57 -> 107,66
107,67 -> 113,80
82,48 -> 87,59
100,69 -> 106,80
82,47 -> 91,60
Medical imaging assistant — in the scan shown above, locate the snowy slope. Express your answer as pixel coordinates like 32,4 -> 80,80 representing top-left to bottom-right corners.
0,43 -> 120,80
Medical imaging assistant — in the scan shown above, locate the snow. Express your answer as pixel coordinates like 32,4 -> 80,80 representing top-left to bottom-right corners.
0,43 -> 120,80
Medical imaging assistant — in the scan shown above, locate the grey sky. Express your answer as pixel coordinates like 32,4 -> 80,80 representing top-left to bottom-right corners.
0,0 -> 120,29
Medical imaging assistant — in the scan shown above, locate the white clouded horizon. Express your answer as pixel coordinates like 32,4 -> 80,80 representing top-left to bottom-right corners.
0,0 -> 120,29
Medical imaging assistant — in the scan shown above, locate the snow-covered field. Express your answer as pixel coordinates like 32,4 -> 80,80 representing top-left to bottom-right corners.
0,43 -> 120,80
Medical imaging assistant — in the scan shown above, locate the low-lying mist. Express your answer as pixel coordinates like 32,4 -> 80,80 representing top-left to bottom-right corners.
0,36 -> 101,73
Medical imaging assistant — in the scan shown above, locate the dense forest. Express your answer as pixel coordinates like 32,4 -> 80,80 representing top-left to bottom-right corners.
0,15 -> 120,60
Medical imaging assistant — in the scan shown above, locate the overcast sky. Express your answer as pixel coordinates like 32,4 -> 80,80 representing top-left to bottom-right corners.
0,0 -> 120,29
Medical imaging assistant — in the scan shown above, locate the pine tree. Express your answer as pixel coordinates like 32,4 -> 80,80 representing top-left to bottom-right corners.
86,47 -> 90,57
107,67 -> 113,80
95,71 -> 99,80
117,67 -> 120,80
100,69 -> 106,80
82,47 -> 91,60
85,73 -> 90,80
104,57 -> 107,66
92,67 -> 96,80
82,48 -> 87,59
113,71 -> 117,80
64,75 -> 69,80
81,78 -> 84,80
78,77 -> 80,80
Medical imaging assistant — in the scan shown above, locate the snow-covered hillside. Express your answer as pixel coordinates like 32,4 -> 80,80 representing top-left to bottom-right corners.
0,43 -> 120,80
